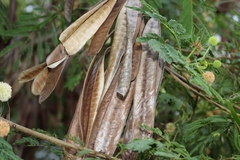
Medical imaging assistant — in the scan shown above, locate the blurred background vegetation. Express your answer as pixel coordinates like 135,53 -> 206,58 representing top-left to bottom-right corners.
0,0 -> 240,159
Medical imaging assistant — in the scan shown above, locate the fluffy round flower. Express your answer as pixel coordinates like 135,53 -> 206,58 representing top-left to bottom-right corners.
0,120 -> 10,137
208,36 -> 219,46
0,82 -> 12,102
202,71 -> 215,85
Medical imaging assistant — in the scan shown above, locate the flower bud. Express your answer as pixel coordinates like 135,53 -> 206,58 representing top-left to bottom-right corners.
0,120 -> 10,137
202,71 -> 215,85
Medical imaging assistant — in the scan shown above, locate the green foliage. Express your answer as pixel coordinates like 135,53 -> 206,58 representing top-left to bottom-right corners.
0,41 -> 24,58
179,0 -> 193,35
118,125 -> 212,160
226,100 -> 240,126
0,137 -> 22,160
64,57 -> 83,91
13,137 -> 40,146
77,150 -> 91,157
66,134 -> 84,147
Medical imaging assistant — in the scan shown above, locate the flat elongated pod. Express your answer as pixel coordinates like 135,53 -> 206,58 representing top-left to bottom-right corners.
64,93 -> 83,157
117,0 -> 142,97
93,79 -> 135,155
46,43 -> 68,68
39,56 -> 69,103
88,0 -> 127,55
125,0 -> 142,43
31,68 -> 49,95
87,63 -> 121,149
77,53 -> 105,143
59,0 -> 117,55
122,18 -> 164,159
64,0 -> 74,22
78,55 -> 98,143
131,20 -> 144,81
102,5 -> 127,98
85,54 -> 105,146
18,62 -> 47,83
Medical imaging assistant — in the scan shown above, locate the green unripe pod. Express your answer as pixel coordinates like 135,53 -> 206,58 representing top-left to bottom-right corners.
208,36 -> 219,46
213,60 -> 222,68
199,60 -> 208,70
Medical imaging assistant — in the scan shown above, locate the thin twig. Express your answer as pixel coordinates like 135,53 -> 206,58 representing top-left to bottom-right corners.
165,66 -> 205,93
167,71 -> 240,117
0,117 -> 119,160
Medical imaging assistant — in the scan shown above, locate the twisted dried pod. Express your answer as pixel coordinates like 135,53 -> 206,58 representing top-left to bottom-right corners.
131,20 -> 144,81
87,61 -> 135,156
122,18 -> 165,159
101,5 -> 127,98
117,0 -> 142,97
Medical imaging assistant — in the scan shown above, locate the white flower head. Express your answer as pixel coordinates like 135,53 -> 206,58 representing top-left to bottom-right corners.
0,82 -> 12,102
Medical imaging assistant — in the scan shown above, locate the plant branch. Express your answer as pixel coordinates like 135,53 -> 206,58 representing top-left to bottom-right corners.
165,66 -> 206,93
166,70 -> 240,117
0,117 -> 119,160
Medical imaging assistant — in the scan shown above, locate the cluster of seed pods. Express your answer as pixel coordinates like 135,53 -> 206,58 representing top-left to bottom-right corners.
18,0 -> 165,159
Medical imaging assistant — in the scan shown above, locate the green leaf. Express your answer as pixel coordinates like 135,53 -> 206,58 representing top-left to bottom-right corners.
209,87 -> 224,103
126,138 -> 156,153
37,33 -> 44,62
66,134 -> 84,147
233,125 -> 240,152
140,0 -> 159,14
229,93 -> 240,105
179,0 -> 193,35
76,149 -> 91,157
64,57 -> 83,91
226,100 -> 240,126
0,41 -> 24,58
51,23 -> 58,46
0,138 -> 22,160
154,151 -> 179,158
13,137 -> 39,146
183,116 -> 232,142
140,124 -> 163,136
159,93 -> 183,110
147,39 -> 177,64
168,19 -> 186,36
190,76 -> 212,96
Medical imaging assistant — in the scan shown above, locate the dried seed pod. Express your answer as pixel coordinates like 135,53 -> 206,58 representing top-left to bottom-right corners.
122,18 -> 165,159
31,68 -> 49,95
87,60 -> 123,149
39,56 -> 68,103
18,62 -> 47,83
88,0 -> 127,55
64,0 -> 74,22
46,43 -> 68,68
94,79 -> 135,155
102,5 -> 127,98
117,0 -> 142,97
59,0 -> 117,55
85,53 -> 105,146
131,20 -> 144,81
